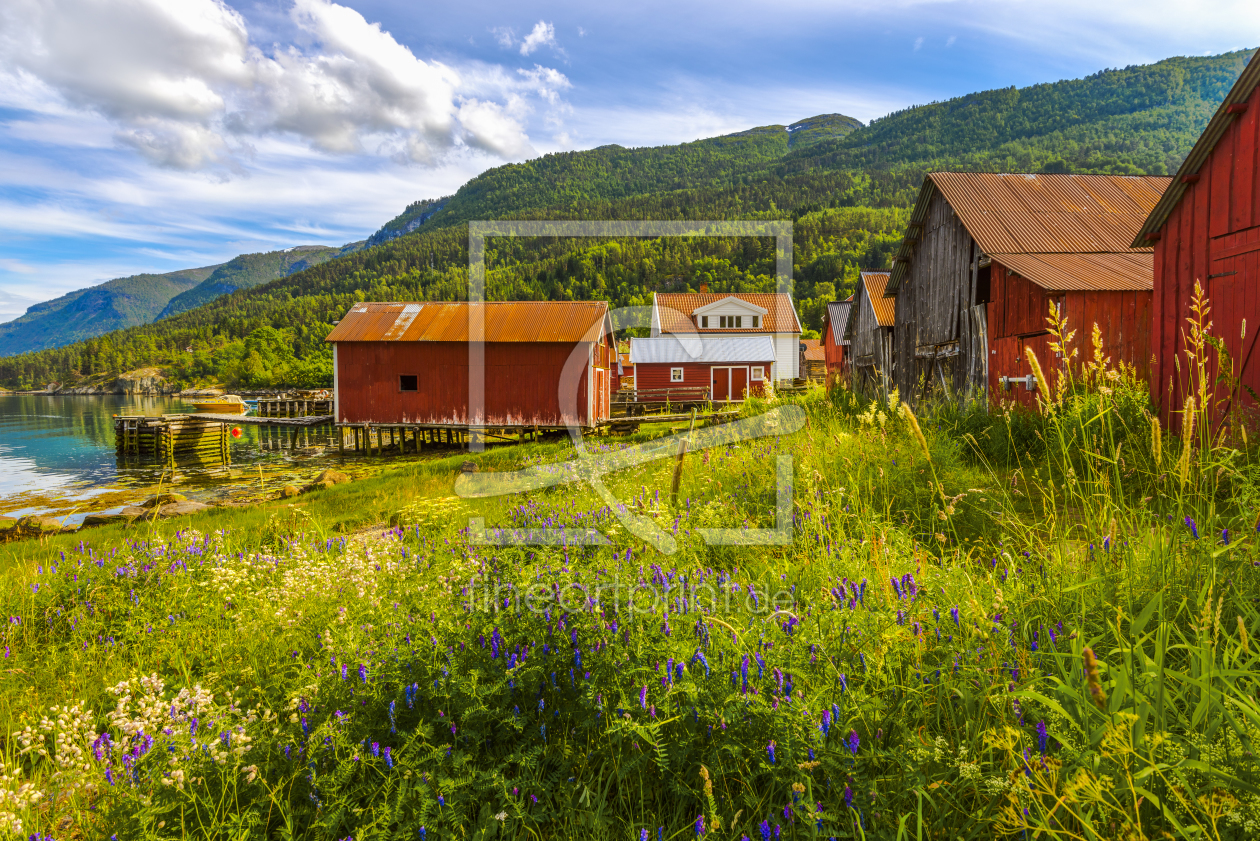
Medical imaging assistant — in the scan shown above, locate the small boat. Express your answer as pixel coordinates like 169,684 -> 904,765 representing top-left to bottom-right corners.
188,394 -> 250,415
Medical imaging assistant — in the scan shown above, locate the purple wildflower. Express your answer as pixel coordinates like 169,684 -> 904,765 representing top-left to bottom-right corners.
695,814 -> 705,836
844,784 -> 853,809
767,740 -> 776,763
1185,516 -> 1199,539
1036,721 -> 1048,754
846,730 -> 860,755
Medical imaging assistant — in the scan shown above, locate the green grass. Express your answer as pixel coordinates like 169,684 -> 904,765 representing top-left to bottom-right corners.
4,315 -> 1260,839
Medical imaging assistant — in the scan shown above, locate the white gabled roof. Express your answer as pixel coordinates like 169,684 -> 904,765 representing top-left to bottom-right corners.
691,295 -> 769,316
630,335 -> 776,365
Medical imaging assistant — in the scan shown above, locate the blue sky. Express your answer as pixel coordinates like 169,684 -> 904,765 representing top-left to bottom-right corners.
0,0 -> 1255,321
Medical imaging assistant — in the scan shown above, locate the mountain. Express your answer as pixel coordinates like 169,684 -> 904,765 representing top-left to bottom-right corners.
0,49 -> 1254,390
364,114 -> 866,241
0,266 -> 215,356
157,244 -> 358,319
0,243 -> 366,357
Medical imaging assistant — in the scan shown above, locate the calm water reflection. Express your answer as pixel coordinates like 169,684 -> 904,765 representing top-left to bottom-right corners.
0,394 -> 341,520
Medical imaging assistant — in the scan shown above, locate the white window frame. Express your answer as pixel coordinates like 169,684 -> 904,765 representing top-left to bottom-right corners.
750,366 -> 764,381
670,367 -> 684,382
700,316 -> 709,328
751,315 -> 759,328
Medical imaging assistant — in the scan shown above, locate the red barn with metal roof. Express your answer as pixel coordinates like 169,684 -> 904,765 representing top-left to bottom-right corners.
1135,53 -> 1260,430
821,297 -> 852,380
887,172 -> 1170,409
325,301 -> 615,428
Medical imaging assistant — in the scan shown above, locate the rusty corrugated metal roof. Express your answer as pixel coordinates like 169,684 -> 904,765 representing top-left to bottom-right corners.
887,172 -> 1171,295
655,292 -> 802,334
1135,52 -> 1260,244
992,252 -> 1154,292
861,271 -> 895,327
824,301 -> 852,346
325,301 -> 610,343
930,172 -> 1170,254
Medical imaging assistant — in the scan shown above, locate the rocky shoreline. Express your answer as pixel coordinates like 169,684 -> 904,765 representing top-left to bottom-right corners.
0,469 -> 352,542
2,367 -> 310,397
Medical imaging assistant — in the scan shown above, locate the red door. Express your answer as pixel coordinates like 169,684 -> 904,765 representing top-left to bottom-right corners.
712,367 -> 730,401
732,367 -> 749,400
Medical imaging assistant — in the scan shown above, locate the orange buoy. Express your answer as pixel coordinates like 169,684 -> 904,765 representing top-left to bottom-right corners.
231,427 -> 243,438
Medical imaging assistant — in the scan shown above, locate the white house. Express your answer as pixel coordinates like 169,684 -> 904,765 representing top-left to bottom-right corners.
650,291 -> 803,381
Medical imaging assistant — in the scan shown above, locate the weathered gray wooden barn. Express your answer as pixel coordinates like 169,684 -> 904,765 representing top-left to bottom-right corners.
885,172 -> 1170,407
845,271 -> 895,398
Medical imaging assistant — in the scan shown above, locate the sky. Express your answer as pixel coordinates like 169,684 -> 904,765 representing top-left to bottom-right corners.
0,0 -> 1256,322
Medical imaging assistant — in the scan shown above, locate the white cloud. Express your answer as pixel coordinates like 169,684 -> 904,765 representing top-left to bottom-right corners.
913,36 -> 924,51
0,259 -> 36,274
0,0 -> 569,171
491,26 -> 516,48
946,35 -> 956,47
519,21 -> 559,56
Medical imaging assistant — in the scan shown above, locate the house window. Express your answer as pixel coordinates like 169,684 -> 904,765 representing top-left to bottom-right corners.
750,366 -> 764,381
735,315 -> 742,328
719,315 -> 743,328
670,367 -> 684,382
399,374 -> 418,392
751,315 -> 759,328
701,316 -> 709,328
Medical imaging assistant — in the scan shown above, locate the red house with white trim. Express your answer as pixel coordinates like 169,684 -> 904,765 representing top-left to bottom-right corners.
630,335 -> 774,401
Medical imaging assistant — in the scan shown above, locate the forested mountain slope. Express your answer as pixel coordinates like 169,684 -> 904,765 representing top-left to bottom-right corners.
157,245 -> 354,319
0,49 -> 1253,390
0,266 -> 215,356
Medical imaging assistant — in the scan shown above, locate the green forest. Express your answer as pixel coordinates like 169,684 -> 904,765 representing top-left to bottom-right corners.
0,48 -> 1253,390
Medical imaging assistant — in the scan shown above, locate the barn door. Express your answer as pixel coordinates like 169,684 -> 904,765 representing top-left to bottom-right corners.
731,367 -> 749,401
712,367 -> 731,401
594,369 -> 607,420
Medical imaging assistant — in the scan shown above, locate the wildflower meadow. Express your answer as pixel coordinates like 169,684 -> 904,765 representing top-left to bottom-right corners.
4,296 -> 1260,839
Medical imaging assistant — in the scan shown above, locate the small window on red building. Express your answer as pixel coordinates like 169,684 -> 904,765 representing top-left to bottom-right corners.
670,368 -> 684,382
399,374 -> 418,391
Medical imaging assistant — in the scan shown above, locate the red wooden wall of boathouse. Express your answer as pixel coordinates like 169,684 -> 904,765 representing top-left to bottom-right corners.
986,264 -> 1152,411
1146,66 -> 1260,430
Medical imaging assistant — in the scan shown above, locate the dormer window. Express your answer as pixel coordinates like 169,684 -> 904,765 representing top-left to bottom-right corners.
701,316 -> 709,328
719,316 -> 743,329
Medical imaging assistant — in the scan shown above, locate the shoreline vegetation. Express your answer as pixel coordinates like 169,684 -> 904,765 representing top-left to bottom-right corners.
3,300 -> 1260,839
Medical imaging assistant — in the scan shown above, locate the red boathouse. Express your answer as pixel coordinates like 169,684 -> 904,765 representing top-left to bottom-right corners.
326,301 -> 615,428
1135,52 -> 1260,430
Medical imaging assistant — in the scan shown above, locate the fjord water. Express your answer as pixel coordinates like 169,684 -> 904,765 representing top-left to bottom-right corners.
0,394 -> 282,520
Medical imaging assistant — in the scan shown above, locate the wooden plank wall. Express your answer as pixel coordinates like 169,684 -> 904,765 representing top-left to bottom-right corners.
1153,79 -> 1260,429
894,190 -> 983,404
335,341 -> 597,426
850,283 -> 890,395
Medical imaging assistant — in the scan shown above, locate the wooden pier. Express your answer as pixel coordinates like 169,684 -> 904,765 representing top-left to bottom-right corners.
254,397 -> 333,418
334,411 -> 742,456
114,415 -> 232,462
